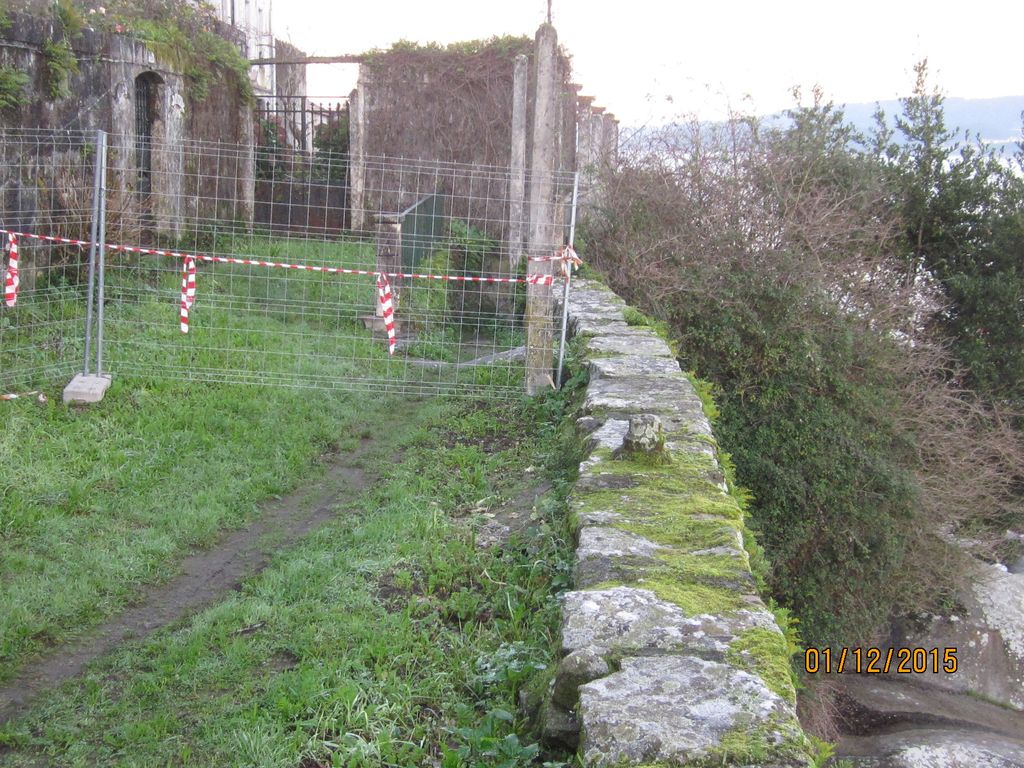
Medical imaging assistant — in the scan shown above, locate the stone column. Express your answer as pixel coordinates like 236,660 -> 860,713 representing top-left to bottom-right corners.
525,23 -> 559,395
507,53 -> 529,276
601,112 -> 619,169
348,82 -> 366,232
576,96 -> 594,170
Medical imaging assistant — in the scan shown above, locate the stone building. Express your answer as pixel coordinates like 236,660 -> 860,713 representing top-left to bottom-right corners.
0,1 -> 281,238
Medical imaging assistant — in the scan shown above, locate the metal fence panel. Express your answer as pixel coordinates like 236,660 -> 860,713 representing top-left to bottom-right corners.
0,129 -> 96,391
0,129 -> 577,398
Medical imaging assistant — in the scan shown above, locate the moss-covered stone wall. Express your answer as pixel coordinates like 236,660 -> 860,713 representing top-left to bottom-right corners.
543,279 -> 813,767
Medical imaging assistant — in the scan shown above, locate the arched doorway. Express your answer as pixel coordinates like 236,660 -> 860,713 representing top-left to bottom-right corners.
134,72 -> 163,197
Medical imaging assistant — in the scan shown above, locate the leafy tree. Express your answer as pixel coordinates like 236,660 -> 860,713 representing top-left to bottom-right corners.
878,60 -> 1024,402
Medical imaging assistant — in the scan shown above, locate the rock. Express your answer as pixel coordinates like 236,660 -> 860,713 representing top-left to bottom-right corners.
588,355 -> 683,380
579,655 -> 807,767
541,700 -> 580,750
892,562 -> 1024,711
551,648 -> 609,709
580,419 -> 628,468
836,675 -> 1024,739
575,416 -> 602,436
583,375 -> 712,437
583,333 -> 676,360
574,526 -> 666,587
621,414 -> 665,455
974,566 -> 1024,676
839,729 -> 1024,768
573,470 -> 639,494
561,586 -> 779,660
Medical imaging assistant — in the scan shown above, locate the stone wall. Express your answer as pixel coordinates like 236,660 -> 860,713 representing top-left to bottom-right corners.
0,9 -> 254,237
544,279 -> 813,767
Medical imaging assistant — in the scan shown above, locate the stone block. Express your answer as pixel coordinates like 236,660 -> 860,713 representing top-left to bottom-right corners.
621,414 -> 665,455
62,373 -> 112,404
541,700 -> 580,750
583,375 -> 712,437
589,354 -> 683,380
579,655 -> 807,767
575,526 -> 666,587
584,333 -> 675,360
551,648 -> 609,709
561,587 -> 779,660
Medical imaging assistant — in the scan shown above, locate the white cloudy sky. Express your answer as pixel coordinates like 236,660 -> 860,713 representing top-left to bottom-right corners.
273,0 -> 1023,125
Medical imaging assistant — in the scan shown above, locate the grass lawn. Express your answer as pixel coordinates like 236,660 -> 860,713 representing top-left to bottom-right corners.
0,235 -> 580,766
0,393 -> 579,767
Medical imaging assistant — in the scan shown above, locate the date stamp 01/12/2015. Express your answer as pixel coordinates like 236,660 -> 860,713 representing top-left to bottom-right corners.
804,647 -> 958,675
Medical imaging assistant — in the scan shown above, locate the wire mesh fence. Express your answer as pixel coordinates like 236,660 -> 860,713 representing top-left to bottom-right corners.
0,129 -> 97,390
1,127 -> 579,398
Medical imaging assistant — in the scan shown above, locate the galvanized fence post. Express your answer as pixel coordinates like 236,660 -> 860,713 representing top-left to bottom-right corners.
81,129 -> 106,375
63,129 -> 112,403
555,171 -> 579,388
95,135 -> 108,377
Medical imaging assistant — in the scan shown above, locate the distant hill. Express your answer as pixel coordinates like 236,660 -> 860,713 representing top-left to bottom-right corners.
624,96 -> 1024,155
840,95 -> 1024,151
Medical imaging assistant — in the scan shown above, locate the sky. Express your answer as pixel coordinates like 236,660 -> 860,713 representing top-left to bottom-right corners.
272,0 -> 1024,127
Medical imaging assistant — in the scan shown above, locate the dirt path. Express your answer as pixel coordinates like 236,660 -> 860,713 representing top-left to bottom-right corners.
0,438 -> 377,726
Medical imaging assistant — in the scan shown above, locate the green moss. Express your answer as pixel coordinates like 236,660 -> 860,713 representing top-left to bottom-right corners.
622,306 -> 656,327
628,514 -> 741,552
726,627 -> 797,704
573,467 -> 744,533
686,371 -> 720,424
592,578 -> 750,616
694,723 -> 813,767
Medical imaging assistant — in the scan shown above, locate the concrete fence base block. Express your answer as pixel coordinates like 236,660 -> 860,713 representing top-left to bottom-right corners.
63,373 -> 112,404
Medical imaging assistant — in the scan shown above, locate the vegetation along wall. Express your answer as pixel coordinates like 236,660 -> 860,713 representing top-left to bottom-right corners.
544,278 -> 814,766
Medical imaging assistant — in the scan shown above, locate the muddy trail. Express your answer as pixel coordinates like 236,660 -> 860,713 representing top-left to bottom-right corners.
0,437 -> 378,726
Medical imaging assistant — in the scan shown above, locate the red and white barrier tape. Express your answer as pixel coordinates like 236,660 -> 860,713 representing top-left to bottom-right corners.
0,228 -> 576,353
179,255 -> 196,333
376,272 -> 397,355
0,228 -> 564,286
4,232 -> 19,307
528,245 -> 581,278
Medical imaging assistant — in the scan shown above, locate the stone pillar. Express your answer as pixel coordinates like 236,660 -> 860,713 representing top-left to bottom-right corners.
561,83 -> 580,177
590,105 -> 606,168
507,53 -> 528,276
602,113 -> 619,169
576,96 -> 595,171
525,23 -> 559,395
348,82 -> 366,232
237,97 -> 255,228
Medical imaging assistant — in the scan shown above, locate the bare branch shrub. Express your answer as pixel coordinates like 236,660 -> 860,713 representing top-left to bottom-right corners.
581,100 -> 1024,651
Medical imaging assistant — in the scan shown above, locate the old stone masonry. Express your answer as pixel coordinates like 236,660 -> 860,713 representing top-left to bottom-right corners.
543,280 -> 813,767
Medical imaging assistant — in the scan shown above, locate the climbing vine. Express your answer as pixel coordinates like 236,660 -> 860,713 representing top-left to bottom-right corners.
68,0 -> 254,105
359,36 -> 541,167
0,64 -> 28,109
